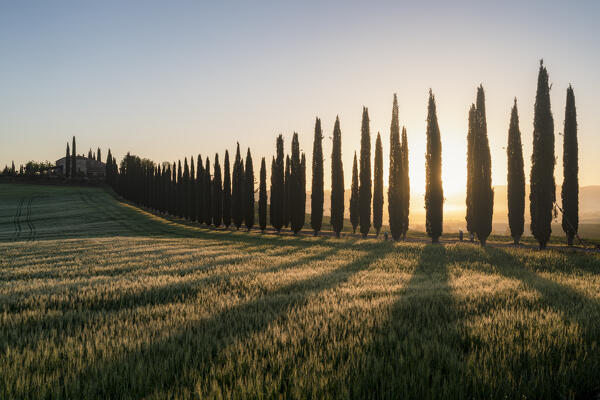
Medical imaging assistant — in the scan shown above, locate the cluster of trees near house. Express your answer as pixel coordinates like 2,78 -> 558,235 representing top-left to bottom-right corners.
74,61 -> 580,249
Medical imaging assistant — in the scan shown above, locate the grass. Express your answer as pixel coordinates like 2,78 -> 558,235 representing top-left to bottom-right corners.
1,183 -> 599,399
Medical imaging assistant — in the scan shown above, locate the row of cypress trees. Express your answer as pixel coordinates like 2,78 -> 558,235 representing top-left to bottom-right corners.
104,61 -> 578,247
108,145 -> 257,231
104,94 -> 413,240
505,61 -> 578,249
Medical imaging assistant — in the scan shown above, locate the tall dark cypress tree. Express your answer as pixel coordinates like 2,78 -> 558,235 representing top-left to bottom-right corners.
71,136 -> 77,177
401,126 -> 410,239
561,85 -> 578,246
244,148 -> 254,231
190,157 -> 196,221
373,132 -> 383,236
88,149 -> 93,159
290,133 -> 305,234
425,90 -> 443,243
466,105 -> 476,236
65,143 -> 71,178
350,152 -> 359,234
330,116 -> 344,237
183,158 -> 190,219
196,155 -> 204,223
222,150 -> 232,227
388,94 -> 403,240
232,143 -> 244,229
105,149 -> 111,184
359,107 -> 372,238
270,135 -> 285,231
171,162 -> 177,216
530,60 -> 555,250
97,148 -> 101,163
311,117 -> 324,235
204,157 -> 212,225
283,155 -> 291,228
472,86 -> 494,246
259,157 -> 267,232
507,99 -> 525,244
177,160 -> 183,217
212,154 -> 223,226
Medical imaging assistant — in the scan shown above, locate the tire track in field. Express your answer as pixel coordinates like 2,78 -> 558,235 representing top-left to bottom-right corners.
13,198 -> 24,241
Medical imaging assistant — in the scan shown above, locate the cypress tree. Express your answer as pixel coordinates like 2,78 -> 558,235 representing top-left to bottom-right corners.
330,116 -> 344,237
196,155 -> 204,223
311,117 -> 324,235
359,107 -> 372,237
65,143 -> 71,178
212,154 -> 223,226
270,157 -> 276,226
222,150 -> 232,227
71,136 -> 77,177
350,152 -> 359,234
88,149 -> 93,159
530,60 -> 555,250
190,157 -> 196,221
290,133 -> 306,234
105,149 -> 111,184
270,135 -> 285,231
425,90 -> 444,243
244,148 -> 254,231
388,94 -> 403,240
97,148 -> 101,163
401,126 -> 410,239
156,165 -> 162,211
561,85 -> 578,246
466,105 -> 476,236
284,155 -> 291,228
472,86 -> 494,246
232,143 -> 244,229
183,158 -> 190,219
373,132 -> 383,236
177,160 -> 183,217
204,157 -> 212,225
259,157 -> 267,232
171,162 -> 177,216
507,99 -> 525,244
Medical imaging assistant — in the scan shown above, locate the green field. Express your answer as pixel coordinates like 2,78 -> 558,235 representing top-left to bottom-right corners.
1,183 -> 599,399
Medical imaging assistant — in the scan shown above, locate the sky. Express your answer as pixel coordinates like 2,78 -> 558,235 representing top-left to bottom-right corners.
1,0 -> 599,196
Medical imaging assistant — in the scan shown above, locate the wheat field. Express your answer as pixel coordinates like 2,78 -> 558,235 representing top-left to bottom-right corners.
1,183 -> 599,399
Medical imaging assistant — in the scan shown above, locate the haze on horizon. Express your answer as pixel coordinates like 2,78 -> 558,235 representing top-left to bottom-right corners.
1,1 -> 599,197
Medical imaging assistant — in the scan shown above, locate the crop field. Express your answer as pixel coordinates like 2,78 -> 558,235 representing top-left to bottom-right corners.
1,183 -> 599,399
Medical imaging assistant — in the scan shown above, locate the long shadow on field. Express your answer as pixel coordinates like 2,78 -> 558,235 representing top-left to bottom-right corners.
339,244 -> 472,399
481,247 -> 600,398
54,245 -> 389,399
2,245 -> 348,380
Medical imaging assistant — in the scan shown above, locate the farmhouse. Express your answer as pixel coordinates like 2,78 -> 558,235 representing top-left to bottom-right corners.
56,155 -> 106,178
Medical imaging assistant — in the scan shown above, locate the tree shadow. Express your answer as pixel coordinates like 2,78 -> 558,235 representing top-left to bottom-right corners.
46,245 -> 389,399
339,244 -> 472,399
480,246 -> 600,398
2,246 -> 345,355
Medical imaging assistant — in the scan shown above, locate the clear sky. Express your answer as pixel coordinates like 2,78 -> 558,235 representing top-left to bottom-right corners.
1,0 -> 599,195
